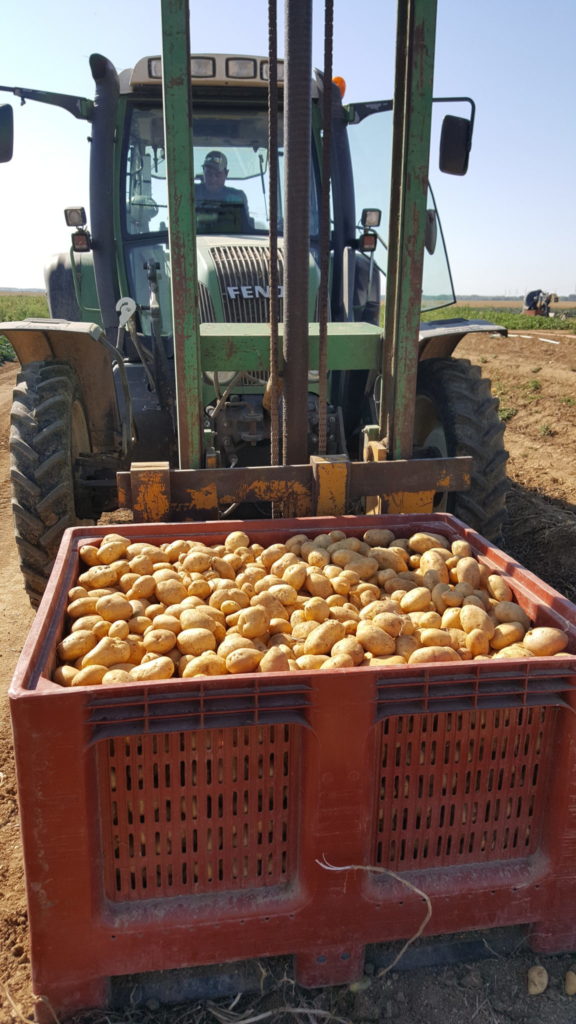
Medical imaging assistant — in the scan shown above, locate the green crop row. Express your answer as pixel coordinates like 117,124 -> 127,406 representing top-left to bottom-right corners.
420,304 -> 576,332
0,292 -> 49,363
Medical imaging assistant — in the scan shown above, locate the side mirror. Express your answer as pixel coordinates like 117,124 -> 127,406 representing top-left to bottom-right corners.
425,209 -> 437,255
439,114 -> 472,176
0,105 -> 14,163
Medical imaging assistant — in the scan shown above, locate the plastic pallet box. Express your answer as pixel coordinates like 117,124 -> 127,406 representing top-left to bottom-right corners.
9,512 -> 576,1021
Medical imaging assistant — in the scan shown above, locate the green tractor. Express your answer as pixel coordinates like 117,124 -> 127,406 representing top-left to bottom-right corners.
0,21 -> 507,606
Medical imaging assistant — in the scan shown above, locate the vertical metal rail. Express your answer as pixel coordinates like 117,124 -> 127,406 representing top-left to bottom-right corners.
282,0 -> 313,466
161,0 -> 203,468
381,0 -> 437,461
317,0 -> 334,457
267,0 -> 280,469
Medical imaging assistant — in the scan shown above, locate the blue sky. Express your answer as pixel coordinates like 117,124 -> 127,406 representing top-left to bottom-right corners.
1,0 -> 575,296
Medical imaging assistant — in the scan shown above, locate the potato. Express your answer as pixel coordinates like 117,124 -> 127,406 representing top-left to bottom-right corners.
356,622 -> 396,656
177,628 -> 216,656
259,648 -> 291,673
400,587 -> 432,613
78,564 -> 119,589
493,601 -> 531,630
454,556 -> 481,589
130,656 -> 175,680
108,620 -> 130,640
237,606 -> 269,639
492,644 -> 536,659
95,593 -> 133,622
142,628 -> 178,655
320,654 -> 355,669
419,628 -> 454,648
490,622 -> 526,651
53,664 -> 79,686
418,549 -> 450,582
459,605 -> 495,637
408,532 -> 450,553
70,664 -> 108,687
181,652 -> 228,678
522,627 -> 568,657
465,628 -> 491,658
81,636 -> 130,668
363,528 -> 395,547
67,596 -> 100,618
408,646 -> 461,664
486,574 -> 514,603
303,620 -> 346,655
365,547 -> 407,574
102,669 -> 133,685
57,629 -> 98,661
225,648 -> 263,674
305,573 -> 333,598
331,636 -> 365,666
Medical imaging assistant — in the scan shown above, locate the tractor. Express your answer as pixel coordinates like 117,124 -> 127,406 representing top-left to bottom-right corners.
0,0 -> 508,608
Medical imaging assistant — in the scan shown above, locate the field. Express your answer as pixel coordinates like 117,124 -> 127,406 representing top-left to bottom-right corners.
1,296 -> 576,1023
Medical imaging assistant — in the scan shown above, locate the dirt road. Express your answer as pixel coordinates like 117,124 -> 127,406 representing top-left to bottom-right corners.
1,329 -> 576,1023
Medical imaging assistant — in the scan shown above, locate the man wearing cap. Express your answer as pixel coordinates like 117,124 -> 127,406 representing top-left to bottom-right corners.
195,150 -> 251,230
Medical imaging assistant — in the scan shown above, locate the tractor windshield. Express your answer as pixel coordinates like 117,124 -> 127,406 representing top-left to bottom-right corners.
123,104 -> 319,238
122,102 -> 320,333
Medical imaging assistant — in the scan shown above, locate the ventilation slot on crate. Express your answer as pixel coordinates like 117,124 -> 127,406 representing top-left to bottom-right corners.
87,679 -> 311,743
376,662 -> 576,720
98,723 -> 300,902
374,707 -> 554,871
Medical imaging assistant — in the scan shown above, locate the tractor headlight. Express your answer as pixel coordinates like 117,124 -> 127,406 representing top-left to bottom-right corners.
204,370 -> 236,385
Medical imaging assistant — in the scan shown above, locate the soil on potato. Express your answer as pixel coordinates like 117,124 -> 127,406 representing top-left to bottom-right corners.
1,327 -> 576,1024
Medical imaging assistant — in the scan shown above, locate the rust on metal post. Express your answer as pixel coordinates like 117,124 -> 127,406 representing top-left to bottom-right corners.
282,0 -> 313,467
362,438 -> 387,515
128,462 -> 171,522
382,0 -> 438,461
161,0 -> 203,468
310,455 -> 350,516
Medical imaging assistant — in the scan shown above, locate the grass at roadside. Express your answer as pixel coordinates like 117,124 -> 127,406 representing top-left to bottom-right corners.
420,303 -> 576,332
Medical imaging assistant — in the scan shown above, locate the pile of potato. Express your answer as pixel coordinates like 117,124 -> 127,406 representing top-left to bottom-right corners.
52,527 -> 570,687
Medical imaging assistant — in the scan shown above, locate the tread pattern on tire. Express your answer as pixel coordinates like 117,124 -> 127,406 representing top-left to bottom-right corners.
10,360 -> 91,607
416,357 -> 509,542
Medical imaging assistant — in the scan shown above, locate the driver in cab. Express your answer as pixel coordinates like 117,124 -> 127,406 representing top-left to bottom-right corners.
195,150 -> 251,231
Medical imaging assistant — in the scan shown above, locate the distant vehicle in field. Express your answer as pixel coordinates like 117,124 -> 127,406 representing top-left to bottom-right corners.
522,289 -> 559,317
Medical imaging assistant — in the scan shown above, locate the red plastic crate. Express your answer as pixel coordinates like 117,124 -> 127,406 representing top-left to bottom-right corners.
9,512 -> 576,1021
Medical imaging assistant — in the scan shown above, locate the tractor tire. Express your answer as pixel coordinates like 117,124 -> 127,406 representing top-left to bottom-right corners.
414,357 -> 509,542
10,360 -> 94,607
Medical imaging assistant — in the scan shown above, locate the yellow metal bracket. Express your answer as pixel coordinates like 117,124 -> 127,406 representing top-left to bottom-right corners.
310,454 -> 350,516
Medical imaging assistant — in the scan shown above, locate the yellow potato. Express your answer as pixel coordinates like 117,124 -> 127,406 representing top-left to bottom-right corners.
419,628 -> 454,648
53,664 -> 79,686
237,606 -> 269,639
95,593 -> 133,622
67,596 -> 100,618
102,669 -> 133,685
408,532 -> 450,553
142,628 -> 178,654
259,648 -> 291,673
129,656 -> 175,680
181,652 -> 228,678
296,654 -> 329,671
400,587 -> 433,613
408,646 -> 461,664
459,605 -> 495,637
454,556 -> 481,589
356,622 -> 396,656
493,601 -> 531,630
522,627 -> 568,657
491,644 -> 536,659
331,636 -> 365,666
465,628 -> 491,657
363,528 -> 396,548
81,636 -> 131,668
490,622 -> 526,651
70,664 -> 108,687
177,628 -> 217,656
57,629 -> 98,661
303,620 -> 346,655
225,648 -> 263,674
305,573 -> 334,598
320,654 -> 355,669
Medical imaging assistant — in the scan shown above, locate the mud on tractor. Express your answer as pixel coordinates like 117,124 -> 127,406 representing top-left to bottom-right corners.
0,0 -> 508,607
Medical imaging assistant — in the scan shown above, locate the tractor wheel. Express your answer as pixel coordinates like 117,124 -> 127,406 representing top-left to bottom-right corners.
10,360 -> 94,607
414,357 -> 509,542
